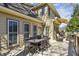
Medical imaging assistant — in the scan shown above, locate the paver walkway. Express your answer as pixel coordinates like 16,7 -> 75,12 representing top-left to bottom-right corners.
27,39 -> 69,56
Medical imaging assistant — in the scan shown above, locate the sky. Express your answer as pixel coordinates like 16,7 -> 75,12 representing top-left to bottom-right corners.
53,3 -> 74,30
53,3 -> 74,20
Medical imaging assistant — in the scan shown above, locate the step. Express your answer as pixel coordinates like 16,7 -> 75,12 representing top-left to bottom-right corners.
1,42 -> 7,44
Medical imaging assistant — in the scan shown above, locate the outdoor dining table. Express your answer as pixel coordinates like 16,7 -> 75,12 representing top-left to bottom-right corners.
27,38 -> 47,55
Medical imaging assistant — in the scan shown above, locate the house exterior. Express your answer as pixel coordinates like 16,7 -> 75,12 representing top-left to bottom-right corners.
31,3 -> 60,43
0,3 -> 60,55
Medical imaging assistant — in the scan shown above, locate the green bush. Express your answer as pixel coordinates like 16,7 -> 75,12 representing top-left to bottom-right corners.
66,17 -> 79,32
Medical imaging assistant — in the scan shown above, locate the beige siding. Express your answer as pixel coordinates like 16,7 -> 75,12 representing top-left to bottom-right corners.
0,13 -> 6,34
37,27 -> 42,35
0,13 -> 8,51
0,12 -> 42,52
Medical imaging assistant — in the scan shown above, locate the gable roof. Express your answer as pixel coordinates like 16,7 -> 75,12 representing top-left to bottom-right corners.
31,3 -> 60,18
0,6 -> 43,24
0,3 -> 37,18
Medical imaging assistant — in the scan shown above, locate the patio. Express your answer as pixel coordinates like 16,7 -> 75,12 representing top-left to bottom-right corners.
26,39 -> 69,56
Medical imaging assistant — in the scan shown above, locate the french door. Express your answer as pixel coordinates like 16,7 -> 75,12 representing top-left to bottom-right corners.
8,20 -> 18,46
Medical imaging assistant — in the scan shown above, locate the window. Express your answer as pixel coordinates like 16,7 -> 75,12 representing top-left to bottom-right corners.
45,6 -> 48,14
41,7 -> 45,16
39,9 -> 42,17
33,25 -> 37,36
48,7 -> 50,16
24,24 -> 30,40
8,20 -> 18,46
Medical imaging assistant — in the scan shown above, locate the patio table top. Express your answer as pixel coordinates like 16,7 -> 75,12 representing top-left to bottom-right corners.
27,39 -> 47,43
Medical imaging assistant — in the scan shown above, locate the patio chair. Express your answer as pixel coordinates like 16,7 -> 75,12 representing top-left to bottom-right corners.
36,35 -> 42,39
27,43 -> 41,55
56,34 -> 63,41
25,42 -> 38,55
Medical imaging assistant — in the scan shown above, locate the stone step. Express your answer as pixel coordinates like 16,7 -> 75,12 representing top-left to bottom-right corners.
1,40 -> 7,42
1,44 -> 7,47
1,41 -> 7,46
1,44 -> 7,48
1,42 -> 7,45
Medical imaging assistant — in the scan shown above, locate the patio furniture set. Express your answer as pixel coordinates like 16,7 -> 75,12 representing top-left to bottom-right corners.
24,35 -> 50,55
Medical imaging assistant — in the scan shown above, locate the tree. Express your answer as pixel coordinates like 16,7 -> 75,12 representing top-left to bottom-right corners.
66,16 -> 79,32
72,4 -> 79,17
66,4 -> 79,32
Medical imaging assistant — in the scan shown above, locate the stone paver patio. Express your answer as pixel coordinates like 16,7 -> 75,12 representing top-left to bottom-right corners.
26,40 -> 69,56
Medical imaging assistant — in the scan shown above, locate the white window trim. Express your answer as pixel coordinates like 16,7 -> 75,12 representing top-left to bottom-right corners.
24,23 -> 30,40
32,25 -> 37,36
8,20 -> 18,47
